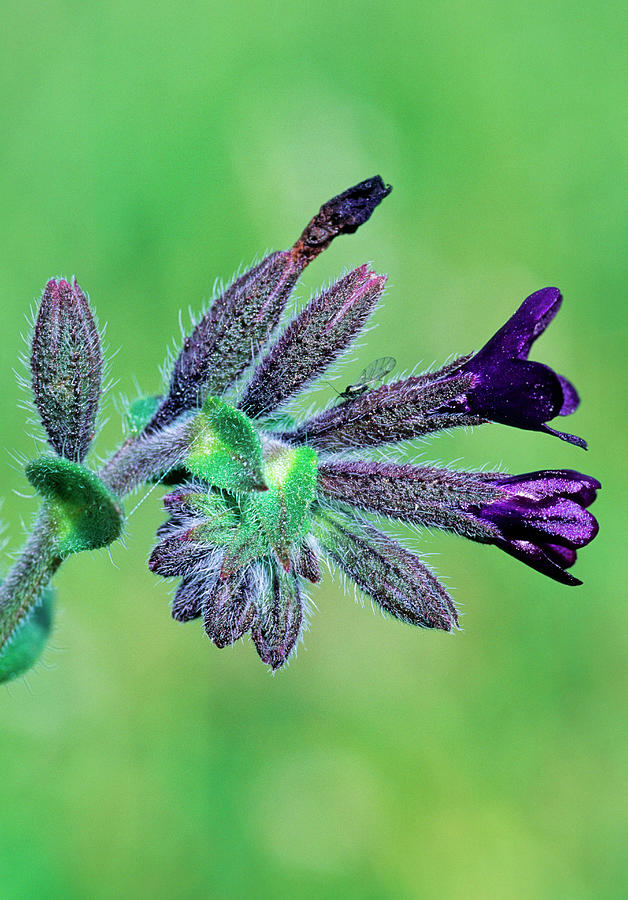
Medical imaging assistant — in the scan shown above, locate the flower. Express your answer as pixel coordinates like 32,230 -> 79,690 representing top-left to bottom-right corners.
455,287 -> 586,447
473,470 -> 600,585
317,461 -> 600,586
145,177 -> 600,670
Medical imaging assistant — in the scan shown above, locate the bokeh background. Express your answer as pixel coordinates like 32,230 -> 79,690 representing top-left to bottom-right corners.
1,2 -> 626,898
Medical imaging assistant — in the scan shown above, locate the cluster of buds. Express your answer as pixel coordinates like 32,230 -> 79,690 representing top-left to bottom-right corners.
0,177 -> 600,680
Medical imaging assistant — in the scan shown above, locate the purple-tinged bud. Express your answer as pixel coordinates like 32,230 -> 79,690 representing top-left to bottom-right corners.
31,278 -> 102,462
290,176 -> 392,268
171,575 -> 207,622
293,541 -> 320,584
148,527 -> 211,578
473,470 -> 600,585
252,568 -> 303,670
203,567 -> 259,648
314,511 -> 458,631
281,367 -> 479,452
147,178 -> 391,434
318,460 -> 501,540
147,252 -> 301,433
240,266 -> 387,419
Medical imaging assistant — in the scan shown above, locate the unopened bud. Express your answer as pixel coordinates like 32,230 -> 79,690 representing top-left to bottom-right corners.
31,278 -> 102,462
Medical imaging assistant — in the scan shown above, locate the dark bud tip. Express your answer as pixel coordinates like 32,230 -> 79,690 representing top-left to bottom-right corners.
291,176 -> 392,268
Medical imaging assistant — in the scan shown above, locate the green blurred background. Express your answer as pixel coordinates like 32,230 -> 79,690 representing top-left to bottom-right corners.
1,1 -> 626,897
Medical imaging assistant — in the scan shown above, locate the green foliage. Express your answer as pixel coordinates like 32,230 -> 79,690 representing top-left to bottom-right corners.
186,397 -> 266,493
0,586 -> 53,683
253,445 -> 318,569
25,457 -> 124,556
127,395 -> 162,434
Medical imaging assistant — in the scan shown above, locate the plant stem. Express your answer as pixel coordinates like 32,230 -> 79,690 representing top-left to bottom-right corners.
0,419 -> 193,654
0,509 -> 61,653
99,420 -> 192,496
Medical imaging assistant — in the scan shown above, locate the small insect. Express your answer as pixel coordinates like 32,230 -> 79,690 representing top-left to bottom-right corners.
334,356 -> 396,402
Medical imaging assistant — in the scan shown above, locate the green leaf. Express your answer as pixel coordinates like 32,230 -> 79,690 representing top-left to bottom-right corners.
0,586 -> 54,683
26,456 -> 124,555
249,444 -> 318,571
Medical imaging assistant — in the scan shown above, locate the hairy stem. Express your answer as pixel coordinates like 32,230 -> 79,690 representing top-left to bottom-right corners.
0,420 -> 194,656
0,510 -> 61,654
99,420 -> 192,496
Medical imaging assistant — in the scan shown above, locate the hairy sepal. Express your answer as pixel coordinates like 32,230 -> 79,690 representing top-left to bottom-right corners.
239,266 -> 386,419
186,397 -> 267,493
252,567 -> 303,670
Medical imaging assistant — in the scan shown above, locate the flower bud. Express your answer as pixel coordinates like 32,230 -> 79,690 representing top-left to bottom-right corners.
31,278 -> 102,462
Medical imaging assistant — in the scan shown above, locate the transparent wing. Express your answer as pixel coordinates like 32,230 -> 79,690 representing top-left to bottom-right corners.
357,356 -> 396,387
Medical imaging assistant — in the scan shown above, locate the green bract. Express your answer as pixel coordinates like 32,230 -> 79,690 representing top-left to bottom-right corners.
185,407 -> 318,576
0,587 -> 54,683
25,457 -> 124,556
127,395 -> 162,434
186,396 -> 267,493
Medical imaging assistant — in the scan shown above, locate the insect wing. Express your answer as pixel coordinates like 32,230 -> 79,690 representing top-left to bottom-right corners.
357,356 -> 396,387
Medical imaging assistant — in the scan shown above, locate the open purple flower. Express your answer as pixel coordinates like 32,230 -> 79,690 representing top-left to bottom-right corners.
454,287 -> 586,447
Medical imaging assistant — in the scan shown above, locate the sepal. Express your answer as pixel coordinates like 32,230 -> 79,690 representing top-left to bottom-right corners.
127,395 -> 162,435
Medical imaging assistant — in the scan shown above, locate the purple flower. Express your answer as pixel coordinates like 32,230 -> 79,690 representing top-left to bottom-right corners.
140,179 -> 601,670
455,287 -> 586,447
474,470 -> 600,585
317,460 -> 600,586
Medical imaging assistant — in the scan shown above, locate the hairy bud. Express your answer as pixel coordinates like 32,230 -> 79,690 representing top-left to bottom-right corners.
147,177 -> 392,434
314,510 -> 458,631
252,568 -> 303,670
239,266 -> 387,419
31,278 -> 102,462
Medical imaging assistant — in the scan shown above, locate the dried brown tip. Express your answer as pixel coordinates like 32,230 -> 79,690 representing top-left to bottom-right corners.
291,176 -> 392,268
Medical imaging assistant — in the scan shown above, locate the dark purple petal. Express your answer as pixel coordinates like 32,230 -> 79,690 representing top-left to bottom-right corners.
475,288 -> 562,360
280,368 -> 480,451
457,287 -> 586,447
473,468 -> 600,584
252,569 -> 303,670
314,511 -> 458,631
495,538 -> 582,586
557,375 -> 580,415
480,496 -> 599,548
495,470 -> 600,507
239,266 -> 386,419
